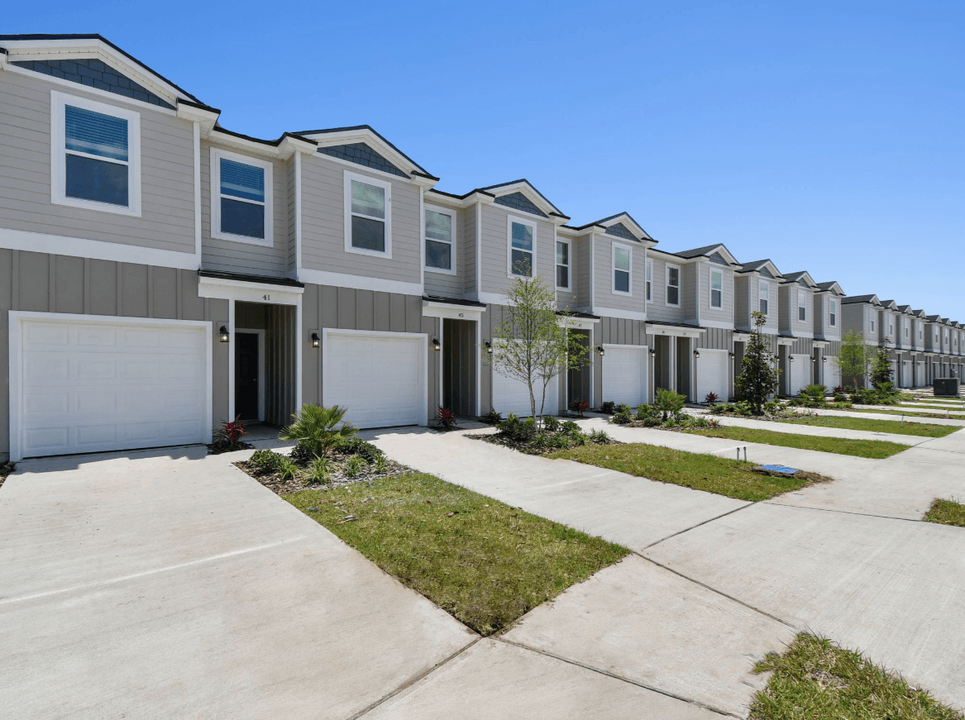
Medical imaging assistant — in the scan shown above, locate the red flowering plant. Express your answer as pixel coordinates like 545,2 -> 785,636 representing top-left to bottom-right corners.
209,416 -> 251,454
704,392 -> 720,405
434,407 -> 458,430
570,400 -> 590,417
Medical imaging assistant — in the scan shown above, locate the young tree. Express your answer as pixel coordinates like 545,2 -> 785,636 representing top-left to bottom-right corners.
734,311 -> 780,415
837,330 -> 873,390
870,348 -> 893,389
487,272 -> 589,426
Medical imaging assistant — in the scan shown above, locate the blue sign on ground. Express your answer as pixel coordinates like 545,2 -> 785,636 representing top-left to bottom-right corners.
757,464 -> 799,475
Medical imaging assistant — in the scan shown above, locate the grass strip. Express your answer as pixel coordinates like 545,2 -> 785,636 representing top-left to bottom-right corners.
684,426 -> 909,458
750,633 -> 962,720
848,407 -> 965,421
285,473 -> 627,636
548,443 -> 827,501
923,498 -> 965,528
780,415 -> 957,438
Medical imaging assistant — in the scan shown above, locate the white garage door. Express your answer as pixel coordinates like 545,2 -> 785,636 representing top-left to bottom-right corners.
826,358 -> 841,390
492,369 -> 559,418
901,361 -> 912,387
12,314 -> 210,461
602,345 -> 648,407
696,350 -> 728,403
790,355 -> 810,396
323,331 -> 425,429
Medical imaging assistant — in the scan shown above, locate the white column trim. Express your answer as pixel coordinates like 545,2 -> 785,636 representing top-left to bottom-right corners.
193,120 -> 202,261
228,299 -> 235,422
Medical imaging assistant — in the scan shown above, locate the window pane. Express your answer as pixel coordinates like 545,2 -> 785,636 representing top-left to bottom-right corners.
614,247 -> 630,271
557,265 -> 569,288
426,239 -> 451,270
760,299 -> 768,314
711,271 -> 722,291
669,267 -> 679,286
221,158 -> 265,203
65,154 -> 128,206
511,249 -> 532,276
799,307 -> 806,321
646,262 -> 652,281
352,216 -> 385,251
511,222 -> 533,251
65,105 -> 128,161
712,289 -> 722,308
668,285 -> 679,305
556,241 -> 568,265
615,269 -> 629,293
352,180 -> 385,219
221,198 -> 265,238
426,210 -> 451,242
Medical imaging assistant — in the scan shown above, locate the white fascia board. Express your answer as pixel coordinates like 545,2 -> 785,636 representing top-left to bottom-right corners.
733,332 -> 752,342
422,301 -> 485,321
645,323 -> 705,338
777,337 -> 795,346
564,317 -> 600,330
208,130 -> 289,160
305,129 -> 424,178
298,267 -> 423,297
0,227 -> 199,270
176,102 -> 220,134
700,319 -> 734,330
475,291 -> 505,306
198,276 -> 303,305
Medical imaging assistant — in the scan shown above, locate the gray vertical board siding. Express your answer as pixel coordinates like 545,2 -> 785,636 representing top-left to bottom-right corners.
424,206 -> 465,299
300,155 -> 422,284
301,284 -> 320,405
599,317 -> 648,346
791,337 -> 812,355
681,263 -> 697,323
0,252 -> 229,456
463,207 -> 476,295
478,204 -> 556,298
266,304 -> 296,426
646,255 -> 685,324
697,263 -> 735,327
697,327 -> 733,351
593,235 -> 646,314
0,71 -> 195,254
199,139 -> 290,278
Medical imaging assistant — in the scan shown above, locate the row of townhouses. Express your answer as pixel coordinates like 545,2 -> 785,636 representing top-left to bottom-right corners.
1,35 -> 962,462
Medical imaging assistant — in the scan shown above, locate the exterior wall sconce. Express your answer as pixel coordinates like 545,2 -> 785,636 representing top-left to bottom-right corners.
432,338 -> 441,352
219,326 -> 230,343
693,350 -> 700,359
311,332 -> 320,349
822,357 -> 828,363
811,356 -> 817,363
649,348 -> 656,357
728,352 -> 735,359
596,345 -> 605,357
789,356 -> 795,362
484,341 -> 493,354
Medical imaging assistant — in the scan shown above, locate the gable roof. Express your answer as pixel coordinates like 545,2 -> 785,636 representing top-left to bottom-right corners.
782,271 -> 817,288
569,212 -> 655,244
878,300 -> 899,310
737,259 -> 784,279
912,309 -> 928,318
816,281 -> 845,295
675,243 -> 739,265
479,179 -> 568,220
295,125 -> 436,180
842,294 -> 880,305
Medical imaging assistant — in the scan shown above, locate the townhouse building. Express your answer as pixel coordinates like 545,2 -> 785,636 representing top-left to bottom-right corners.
0,34 -> 958,462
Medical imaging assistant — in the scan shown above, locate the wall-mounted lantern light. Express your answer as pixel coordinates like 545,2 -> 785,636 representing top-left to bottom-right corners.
789,356 -> 795,362
596,345 -> 605,357
811,356 -> 817,363
484,341 -> 493,354
728,351 -> 735,359
311,332 -> 320,349
219,326 -> 230,343
432,338 -> 441,352
649,348 -> 656,357
693,350 -> 700,359
822,356 -> 828,363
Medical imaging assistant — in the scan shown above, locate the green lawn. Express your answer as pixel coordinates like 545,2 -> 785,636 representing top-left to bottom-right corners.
684,426 -> 909,458
750,634 -> 962,720
780,415 -> 958,438
848,407 -> 965,421
286,473 -> 627,635
548,443 -> 825,501
923,498 -> 965,528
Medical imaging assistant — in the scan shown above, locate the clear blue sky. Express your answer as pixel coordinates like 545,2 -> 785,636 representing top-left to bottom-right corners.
7,1 -> 964,316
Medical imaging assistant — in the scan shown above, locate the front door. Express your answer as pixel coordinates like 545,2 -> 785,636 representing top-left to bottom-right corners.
235,332 -> 260,421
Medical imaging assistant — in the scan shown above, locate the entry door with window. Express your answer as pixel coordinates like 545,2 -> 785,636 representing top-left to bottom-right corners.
235,332 -> 260,421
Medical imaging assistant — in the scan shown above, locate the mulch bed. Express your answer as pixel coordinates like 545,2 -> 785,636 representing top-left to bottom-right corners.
236,456 -> 414,495
208,440 -> 254,455
0,461 -> 14,490
467,431 -> 622,456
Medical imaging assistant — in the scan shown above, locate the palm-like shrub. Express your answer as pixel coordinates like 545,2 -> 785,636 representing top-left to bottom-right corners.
653,388 -> 686,421
280,404 -> 356,459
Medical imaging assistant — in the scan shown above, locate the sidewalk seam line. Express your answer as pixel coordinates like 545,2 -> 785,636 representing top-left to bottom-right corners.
642,502 -> 755,550
762,500 -> 928,523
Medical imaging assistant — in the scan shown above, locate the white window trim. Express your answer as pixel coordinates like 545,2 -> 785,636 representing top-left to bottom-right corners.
555,238 -> 571,291
209,147 -> 273,247
646,258 -> 653,302
50,89 -> 142,217
709,268 -> 723,309
759,279 -> 769,315
612,242 -> 632,296
423,203 -> 456,276
829,299 -> 837,327
506,215 -> 536,278
665,262 -> 681,307
344,170 -> 393,259
798,289 -> 807,322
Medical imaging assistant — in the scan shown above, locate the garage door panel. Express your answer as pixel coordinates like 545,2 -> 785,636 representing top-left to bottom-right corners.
24,356 -> 70,382
696,352 -> 728,403
23,323 -> 69,345
602,346 -> 648,407
790,355 -> 810,396
493,371 -> 558,418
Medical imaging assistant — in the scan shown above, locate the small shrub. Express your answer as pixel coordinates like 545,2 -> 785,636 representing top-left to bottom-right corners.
612,405 -> 634,425
336,437 -> 385,462
709,403 -> 730,415
833,385 -> 844,394
560,420 -> 582,435
543,415 -> 561,432
654,388 -> 686,421
549,432 -> 573,449
762,400 -> 780,415
344,456 -> 369,478
636,404 -> 658,420
281,404 -> 357,459
250,449 -> 285,473
372,455 -> 390,474
434,407 -> 458,430
277,455 -> 299,481
600,401 -> 616,414
570,400 -> 590,417
833,392 -> 848,402
307,457 -> 334,484
803,384 -> 827,402
532,433 -> 549,449
704,392 -> 720,405
589,429 -> 612,444
218,416 -> 247,444
480,409 -> 504,425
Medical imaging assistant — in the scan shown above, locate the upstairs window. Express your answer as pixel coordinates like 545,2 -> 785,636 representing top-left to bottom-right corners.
904,322 -> 909,339
888,322 -> 893,336
798,289 -> 806,322
556,240 -> 570,290
425,206 -> 455,273
345,171 -> 392,256
710,270 -> 722,308
646,259 -> 653,302
870,319 -> 875,333
52,91 -> 141,216
759,280 -> 768,315
613,244 -> 631,294
666,264 -> 681,306
508,218 -> 535,277
211,149 -> 272,245
829,299 -> 837,327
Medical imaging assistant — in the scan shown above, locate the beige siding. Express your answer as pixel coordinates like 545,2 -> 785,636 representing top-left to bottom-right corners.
681,263 -> 697,323
734,274 -> 751,329
646,255 -> 687,324
756,276 -> 779,334
592,234 -> 647,315
0,249 -> 228,458
575,237 -> 591,312
555,234 -> 578,312
200,140 -> 291,277
478,203 -> 555,299
0,70 -> 195,254
300,154 -> 422,285
463,207 -> 477,295
697,263 -> 735,327
424,205 -> 465,299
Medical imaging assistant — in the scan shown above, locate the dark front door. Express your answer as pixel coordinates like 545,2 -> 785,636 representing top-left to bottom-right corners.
443,319 -> 476,417
235,333 -> 259,421
568,330 -> 591,407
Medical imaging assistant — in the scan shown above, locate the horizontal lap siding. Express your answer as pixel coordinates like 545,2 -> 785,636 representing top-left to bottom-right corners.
0,249 -> 228,458
463,208 -> 476,295
0,71 -> 194,254
300,156 -> 421,285
681,264 -> 697,323
575,237 -> 591,311
200,140 -> 290,277
424,206 -> 466,299
479,204 -> 555,298
698,264 -> 735,327
594,235 -> 646,314
646,256 -> 686,324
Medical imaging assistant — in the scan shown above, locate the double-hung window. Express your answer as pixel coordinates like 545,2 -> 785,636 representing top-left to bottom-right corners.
556,240 -> 570,290
508,217 -> 535,277
646,259 -> 653,302
613,244 -> 631,295
870,319 -> 875,333
52,90 -> 141,216
829,299 -> 837,327
710,270 -> 722,308
211,148 -> 272,245
759,280 -> 769,315
798,290 -> 807,322
904,322 -> 909,339
666,264 -> 681,306
345,171 -> 392,256
424,206 -> 455,273
889,321 -> 893,337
